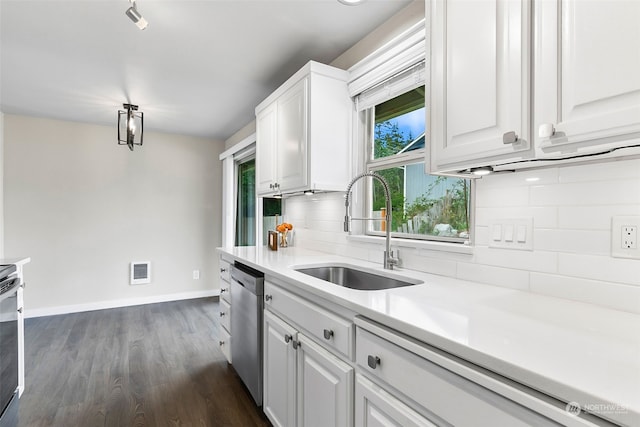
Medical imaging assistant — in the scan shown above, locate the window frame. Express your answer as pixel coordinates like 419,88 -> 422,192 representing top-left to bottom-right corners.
361,98 -> 472,245
347,19 -> 474,246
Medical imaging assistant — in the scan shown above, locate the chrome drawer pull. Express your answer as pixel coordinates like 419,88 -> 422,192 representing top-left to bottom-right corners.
323,329 -> 334,340
220,268 -> 227,273
219,340 -> 225,346
265,294 -> 273,301
367,355 -> 381,369
219,312 -> 225,317
220,288 -> 227,293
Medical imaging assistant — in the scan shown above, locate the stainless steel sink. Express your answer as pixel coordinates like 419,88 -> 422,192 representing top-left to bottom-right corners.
294,264 -> 422,291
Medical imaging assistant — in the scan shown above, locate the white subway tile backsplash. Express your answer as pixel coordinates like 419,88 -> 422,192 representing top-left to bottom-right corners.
475,206 -> 558,228
558,205 -> 640,230
456,262 -> 529,291
283,158 -> 640,312
558,158 -> 640,183
534,229 -> 610,256
475,184 -> 530,207
474,226 -> 489,246
400,250 -> 458,277
530,273 -> 640,314
472,246 -> 558,274
558,253 -> 640,286
530,179 -> 640,206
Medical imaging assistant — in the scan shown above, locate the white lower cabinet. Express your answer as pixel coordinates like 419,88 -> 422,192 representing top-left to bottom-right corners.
297,334 -> 353,427
355,374 -> 436,427
263,307 -> 354,427
218,256 -> 232,363
264,310 -> 298,427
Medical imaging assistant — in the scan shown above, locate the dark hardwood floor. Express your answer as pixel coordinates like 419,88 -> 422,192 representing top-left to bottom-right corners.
18,297 -> 270,427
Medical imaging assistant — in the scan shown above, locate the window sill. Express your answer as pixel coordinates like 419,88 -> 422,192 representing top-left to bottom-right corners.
346,234 -> 474,255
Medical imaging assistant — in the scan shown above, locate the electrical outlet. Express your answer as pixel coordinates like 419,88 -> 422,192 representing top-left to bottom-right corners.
612,216 -> 640,259
622,226 -> 637,249
193,270 -> 200,280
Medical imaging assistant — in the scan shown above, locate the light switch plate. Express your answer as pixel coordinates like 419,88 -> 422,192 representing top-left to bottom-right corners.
489,218 -> 534,251
612,216 -> 640,259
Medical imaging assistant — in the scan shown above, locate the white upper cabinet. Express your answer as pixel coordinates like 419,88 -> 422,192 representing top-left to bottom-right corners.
256,101 -> 279,195
534,0 -> 640,158
430,0 -> 532,173
256,61 -> 352,196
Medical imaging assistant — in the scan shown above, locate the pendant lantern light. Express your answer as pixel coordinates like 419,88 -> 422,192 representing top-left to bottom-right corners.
117,103 -> 144,151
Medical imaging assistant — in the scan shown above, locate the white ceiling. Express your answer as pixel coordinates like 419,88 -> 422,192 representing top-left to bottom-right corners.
0,0 -> 411,141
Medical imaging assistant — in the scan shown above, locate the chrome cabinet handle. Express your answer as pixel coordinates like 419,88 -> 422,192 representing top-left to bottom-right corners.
502,131 -> 519,144
219,340 -> 225,346
292,340 -> 301,350
219,312 -> 225,317
265,294 -> 272,302
323,329 -> 334,340
220,268 -> 227,273
367,355 -> 381,369
284,334 -> 292,343
220,288 -> 227,293
17,307 -> 23,314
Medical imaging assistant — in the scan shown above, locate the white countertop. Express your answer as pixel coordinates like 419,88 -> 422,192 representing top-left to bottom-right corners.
218,246 -> 640,426
0,257 -> 31,267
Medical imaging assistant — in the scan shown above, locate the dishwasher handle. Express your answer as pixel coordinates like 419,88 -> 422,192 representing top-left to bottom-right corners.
230,263 -> 264,296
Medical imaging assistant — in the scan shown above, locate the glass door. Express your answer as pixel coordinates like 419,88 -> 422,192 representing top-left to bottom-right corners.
235,157 -> 256,246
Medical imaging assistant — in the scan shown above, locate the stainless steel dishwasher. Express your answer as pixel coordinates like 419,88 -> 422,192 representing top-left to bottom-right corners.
230,261 -> 264,406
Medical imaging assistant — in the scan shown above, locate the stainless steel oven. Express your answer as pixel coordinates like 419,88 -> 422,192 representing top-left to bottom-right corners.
0,265 -> 19,427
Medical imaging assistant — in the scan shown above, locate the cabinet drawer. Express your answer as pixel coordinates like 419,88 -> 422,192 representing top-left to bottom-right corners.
220,258 -> 231,283
356,327 -> 560,426
219,327 -> 231,364
220,282 -> 231,304
220,299 -> 231,333
265,282 -> 354,360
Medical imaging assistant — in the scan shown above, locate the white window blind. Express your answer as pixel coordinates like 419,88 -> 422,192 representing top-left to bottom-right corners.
354,61 -> 426,112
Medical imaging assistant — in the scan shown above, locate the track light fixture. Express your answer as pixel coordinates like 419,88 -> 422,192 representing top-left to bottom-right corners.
118,103 -> 144,151
126,0 -> 148,30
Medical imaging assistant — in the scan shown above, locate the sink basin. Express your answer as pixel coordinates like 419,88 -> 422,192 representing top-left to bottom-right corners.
294,264 -> 422,291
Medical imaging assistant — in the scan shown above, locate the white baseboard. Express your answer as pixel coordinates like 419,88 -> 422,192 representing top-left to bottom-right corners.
25,289 -> 221,318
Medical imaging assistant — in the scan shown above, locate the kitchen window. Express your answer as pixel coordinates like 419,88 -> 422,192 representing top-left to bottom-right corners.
356,62 -> 472,244
235,156 -> 256,246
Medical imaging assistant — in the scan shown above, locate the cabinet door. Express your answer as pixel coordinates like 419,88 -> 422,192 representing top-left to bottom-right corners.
297,334 -> 353,427
256,101 -> 278,195
534,0 -> 640,157
277,77 -> 308,193
264,310 -> 298,427
355,374 -> 436,427
430,0 -> 531,172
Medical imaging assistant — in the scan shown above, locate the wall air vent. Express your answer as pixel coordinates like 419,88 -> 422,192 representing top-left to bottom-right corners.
130,261 -> 151,285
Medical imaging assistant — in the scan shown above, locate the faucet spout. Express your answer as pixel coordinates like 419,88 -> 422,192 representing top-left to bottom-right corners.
344,172 -> 399,270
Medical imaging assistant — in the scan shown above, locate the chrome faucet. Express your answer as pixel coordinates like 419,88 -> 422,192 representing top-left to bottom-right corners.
344,172 -> 399,270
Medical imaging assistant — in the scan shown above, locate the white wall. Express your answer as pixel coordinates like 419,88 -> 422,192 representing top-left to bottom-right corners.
331,0 -> 424,70
4,115 -> 224,316
221,1 -> 425,152
285,158 -> 640,314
